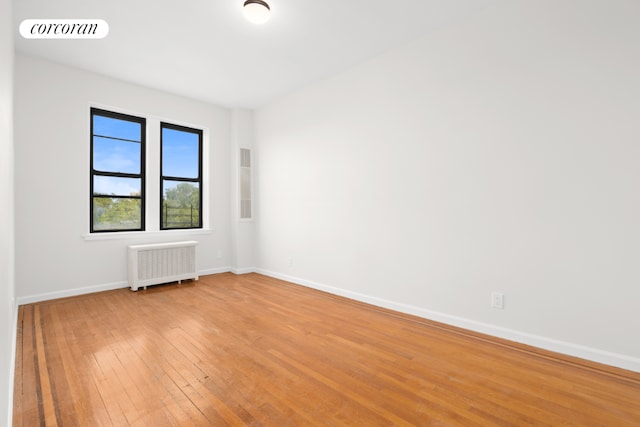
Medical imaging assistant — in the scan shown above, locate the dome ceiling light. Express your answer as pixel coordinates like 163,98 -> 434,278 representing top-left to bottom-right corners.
243,0 -> 271,25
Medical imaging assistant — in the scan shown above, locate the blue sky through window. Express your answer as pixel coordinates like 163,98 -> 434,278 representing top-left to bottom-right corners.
162,127 -> 199,179
94,115 -> 141,141
93,114 -> 143,196
93,136 -> 140,174
93,115 -> 200,196
94,176 -> 141,196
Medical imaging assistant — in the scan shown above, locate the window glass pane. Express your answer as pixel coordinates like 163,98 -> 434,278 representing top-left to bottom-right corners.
93,137 -> 141,174
162,128 -> 199,178
93,115 -> 142,141
93,197 -> 141,231
93,176 -> 141,197
162,180 -> 200,228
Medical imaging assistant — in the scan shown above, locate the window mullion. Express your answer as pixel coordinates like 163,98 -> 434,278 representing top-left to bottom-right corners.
94,170 -> 142,179
90,107 -> 145,233
160,122 -> 203,230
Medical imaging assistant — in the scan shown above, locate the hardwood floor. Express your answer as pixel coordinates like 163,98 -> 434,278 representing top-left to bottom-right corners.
13,273 -> 640,426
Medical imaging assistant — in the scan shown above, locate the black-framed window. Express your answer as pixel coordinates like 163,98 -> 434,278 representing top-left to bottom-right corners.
160,122 -> 203,230
90,108 -> 146,232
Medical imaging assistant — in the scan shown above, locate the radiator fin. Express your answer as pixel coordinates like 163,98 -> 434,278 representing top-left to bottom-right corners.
128,241 -> 198,291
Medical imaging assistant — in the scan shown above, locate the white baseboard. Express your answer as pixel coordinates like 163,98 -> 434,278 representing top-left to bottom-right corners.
198,267 -> 235,276
15,267 -> 639,373
229,267 -> 256,275
199,266 -> 255,276
255,268 -> 640,374
16,281 -> 129,305
15,266 -> 238,306
8,299 -> 18,427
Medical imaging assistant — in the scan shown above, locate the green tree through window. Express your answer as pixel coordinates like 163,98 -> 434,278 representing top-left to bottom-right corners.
161,123 -> 202,229
90,108 -> 145,232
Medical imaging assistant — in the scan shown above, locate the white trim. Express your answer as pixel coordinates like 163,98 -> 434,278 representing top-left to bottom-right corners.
8,301 -> 18,427
87,101 -> 212,235
16,267 -> 235,305
230,267 -> 256,275
83,228 -> 212,241
16,267 -> 638,372
255,268 -> 640,373
197,267 -> 233,276
15,267 -> 236,306
17,281 -> 128,305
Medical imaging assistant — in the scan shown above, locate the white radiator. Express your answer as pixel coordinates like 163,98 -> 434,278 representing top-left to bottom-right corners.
127,241 -> 198,291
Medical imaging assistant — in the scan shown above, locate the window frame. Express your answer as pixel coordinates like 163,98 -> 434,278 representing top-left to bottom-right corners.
160,122 -> 203,230
90,107 -> 146,233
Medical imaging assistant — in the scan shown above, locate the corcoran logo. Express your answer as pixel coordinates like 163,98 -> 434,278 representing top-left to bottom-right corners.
19,19 -> 109,39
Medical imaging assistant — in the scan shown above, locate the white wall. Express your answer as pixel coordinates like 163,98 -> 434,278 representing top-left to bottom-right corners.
230,109 -> 256,272
0,0 -> 15,423
255,0 -> 640,370
14,54 -> 232,301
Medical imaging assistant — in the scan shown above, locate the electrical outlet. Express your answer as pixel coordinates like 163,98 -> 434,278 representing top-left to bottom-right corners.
216,250 -> 222,259
287,256 -> 293,267
491,292 -> 504,309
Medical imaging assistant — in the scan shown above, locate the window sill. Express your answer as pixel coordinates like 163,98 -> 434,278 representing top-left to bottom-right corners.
83,228 -> 213,241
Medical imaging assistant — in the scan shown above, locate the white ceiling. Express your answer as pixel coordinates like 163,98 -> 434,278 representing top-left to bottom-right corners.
14,0 -> 499,109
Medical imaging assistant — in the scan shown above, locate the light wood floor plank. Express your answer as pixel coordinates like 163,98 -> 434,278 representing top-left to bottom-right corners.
13,272 -> 640,426
33,306 -> 58,426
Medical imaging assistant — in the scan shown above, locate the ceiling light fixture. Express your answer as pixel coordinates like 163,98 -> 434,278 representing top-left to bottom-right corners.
243,0 -> 271,25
